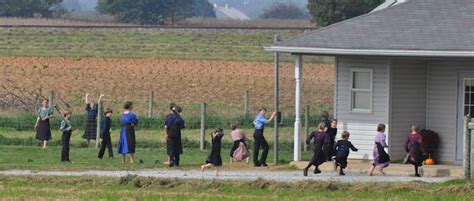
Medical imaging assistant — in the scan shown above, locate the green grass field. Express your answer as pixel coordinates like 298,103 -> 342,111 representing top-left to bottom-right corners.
0,127 -> 312,171
0,175 -> 472,200
0,28 -> 310,62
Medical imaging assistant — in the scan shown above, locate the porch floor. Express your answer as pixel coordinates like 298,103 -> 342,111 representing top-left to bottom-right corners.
290,160 -> 464,177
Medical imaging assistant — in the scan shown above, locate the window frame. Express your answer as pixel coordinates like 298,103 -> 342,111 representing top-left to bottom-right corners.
349,68 -> 373,113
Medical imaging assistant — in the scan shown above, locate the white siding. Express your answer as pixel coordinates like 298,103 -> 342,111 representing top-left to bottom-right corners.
336,57 -> 390,160
427,60 -> 474,163
390,59 -> 427,161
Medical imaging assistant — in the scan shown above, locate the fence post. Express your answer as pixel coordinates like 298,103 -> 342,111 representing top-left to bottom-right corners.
48,91 -> 54,109
303,105 -> 310,152
200,102 -> 207,150
464,115 -> 471,180
273,34 -> 280,164
96,101 -> 102,148
244,90 -> 249,116
148,91 -> 154,118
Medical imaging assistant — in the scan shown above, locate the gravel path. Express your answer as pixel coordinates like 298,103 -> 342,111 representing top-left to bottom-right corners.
0,169 -> 457,183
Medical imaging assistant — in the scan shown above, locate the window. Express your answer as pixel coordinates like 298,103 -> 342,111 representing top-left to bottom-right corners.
350,68 -> 373,112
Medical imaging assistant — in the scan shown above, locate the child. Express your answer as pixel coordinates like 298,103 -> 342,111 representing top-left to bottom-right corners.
303,123 -> 329,176
164,105 -> 185,167
83,93 -> 103,143
326,119 -> 338,161
201,128 -> 224,177
368,124 -> 390,176
320,111 -> 331,131
98,108 -> 114,159
404,125 -> 423,177
253,107 -> 276,167
117,101 -> 139,164
35,98 -> 53,149
334,131 -> 358,175
59,111 -> 73,162
230,124 -> 249,164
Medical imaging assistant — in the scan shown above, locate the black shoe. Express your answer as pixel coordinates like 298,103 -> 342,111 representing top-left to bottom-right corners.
169,162 -> 174,167
261,163 -> 268,167
339,169 -> 345,176
415,173 -> 421,177
254,163 -> 261,167
314,169 -> 321,174
303,168 -> 308,176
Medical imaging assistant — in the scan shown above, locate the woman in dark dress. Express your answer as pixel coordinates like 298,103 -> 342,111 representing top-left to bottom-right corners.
201,128 -> 224,177
82,93 -> 103,143
165,105 -> 185,167
405,125 -> 423,177
303,123 -> 330,176
34,98 -> 53,149
117,101 -> 139,163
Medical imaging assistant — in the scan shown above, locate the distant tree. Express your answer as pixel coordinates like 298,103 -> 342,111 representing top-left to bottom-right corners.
260,3 -> 307,20
193,0 -> 216,18
97,0 -> 216,25
307,0 -> 383,27
0,0 -> 65,18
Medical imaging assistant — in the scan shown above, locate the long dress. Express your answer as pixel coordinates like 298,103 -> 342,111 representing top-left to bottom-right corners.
165,113 -> 185,159
306,131 -> 329,166
206,132 -> 224,166
373,132 -> 389,168
230,129 -> 249,160
405,133 -> 423,166
83,104 -> 98,140
117,112 -> 138,154
36,107 -> 53,141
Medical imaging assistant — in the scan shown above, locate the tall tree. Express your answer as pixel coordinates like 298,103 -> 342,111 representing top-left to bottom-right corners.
260,3 -> 307,20
0,0 -> 64,17
97,0 -> 216,25
307,0 -> 383,27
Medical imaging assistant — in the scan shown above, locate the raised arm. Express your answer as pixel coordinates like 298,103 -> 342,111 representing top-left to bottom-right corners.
268,112 -> 277,123
97,94 -> 104,103
85,93 -> 89,104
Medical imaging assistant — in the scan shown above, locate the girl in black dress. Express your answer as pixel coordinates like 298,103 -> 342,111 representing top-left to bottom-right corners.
201,128 -> 224,177
35,98 -> 53,149
82,93 -> 103,143
303,123 -> 329,176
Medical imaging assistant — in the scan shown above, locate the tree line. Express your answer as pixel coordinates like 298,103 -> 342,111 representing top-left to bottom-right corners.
0,0 -> 384,26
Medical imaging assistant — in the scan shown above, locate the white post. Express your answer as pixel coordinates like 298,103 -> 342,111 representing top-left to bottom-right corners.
293,55 -> 303,161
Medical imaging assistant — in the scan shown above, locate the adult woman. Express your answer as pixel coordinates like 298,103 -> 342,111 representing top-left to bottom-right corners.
368,124 -> 390,176
34,98 -> 53,148
405,125 -> 423,177
82,93 -> 103,143
165,105 -> 185,167
117,101 -> 138,163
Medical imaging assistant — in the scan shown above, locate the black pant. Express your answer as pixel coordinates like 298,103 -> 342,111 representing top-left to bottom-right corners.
98,135 -> 114,159
61,131 -> 72,161
253,129 -> 269,165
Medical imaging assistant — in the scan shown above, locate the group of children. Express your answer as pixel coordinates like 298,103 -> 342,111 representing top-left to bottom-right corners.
34,96 -> 425,177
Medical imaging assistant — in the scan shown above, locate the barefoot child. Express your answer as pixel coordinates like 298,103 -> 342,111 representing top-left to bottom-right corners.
98,108 -> 114,159
35,98 -> 53,149
59,111 -> 73,162
404,125 -> 423,177
368,124 -> 390,176
201,128 -> 224,177
303,123 -> 329,176
334,131 -> 358,175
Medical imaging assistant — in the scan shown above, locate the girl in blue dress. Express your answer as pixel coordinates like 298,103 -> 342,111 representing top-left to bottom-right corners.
117,101 -> 139,163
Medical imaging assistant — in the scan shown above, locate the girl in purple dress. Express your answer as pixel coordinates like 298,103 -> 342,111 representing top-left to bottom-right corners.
117,101 -> 139,163
404,125 -> 423,177
368,124 -> 389,176
303,123 -> 329,176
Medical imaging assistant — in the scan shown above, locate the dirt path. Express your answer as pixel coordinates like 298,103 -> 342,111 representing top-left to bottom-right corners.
0,169 -> 456,183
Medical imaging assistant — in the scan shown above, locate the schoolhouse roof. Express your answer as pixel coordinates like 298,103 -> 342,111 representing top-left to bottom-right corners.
266,0 -> 474,57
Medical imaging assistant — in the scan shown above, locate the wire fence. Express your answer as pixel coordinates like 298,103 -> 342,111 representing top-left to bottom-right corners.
0,90 -> 331,132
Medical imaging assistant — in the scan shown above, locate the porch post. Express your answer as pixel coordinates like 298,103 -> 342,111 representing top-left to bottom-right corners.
464,115 -> 471,180
294,54 -> 303,161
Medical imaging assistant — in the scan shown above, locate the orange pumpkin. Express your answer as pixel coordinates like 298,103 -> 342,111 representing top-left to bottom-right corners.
425,155 -> 435,165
